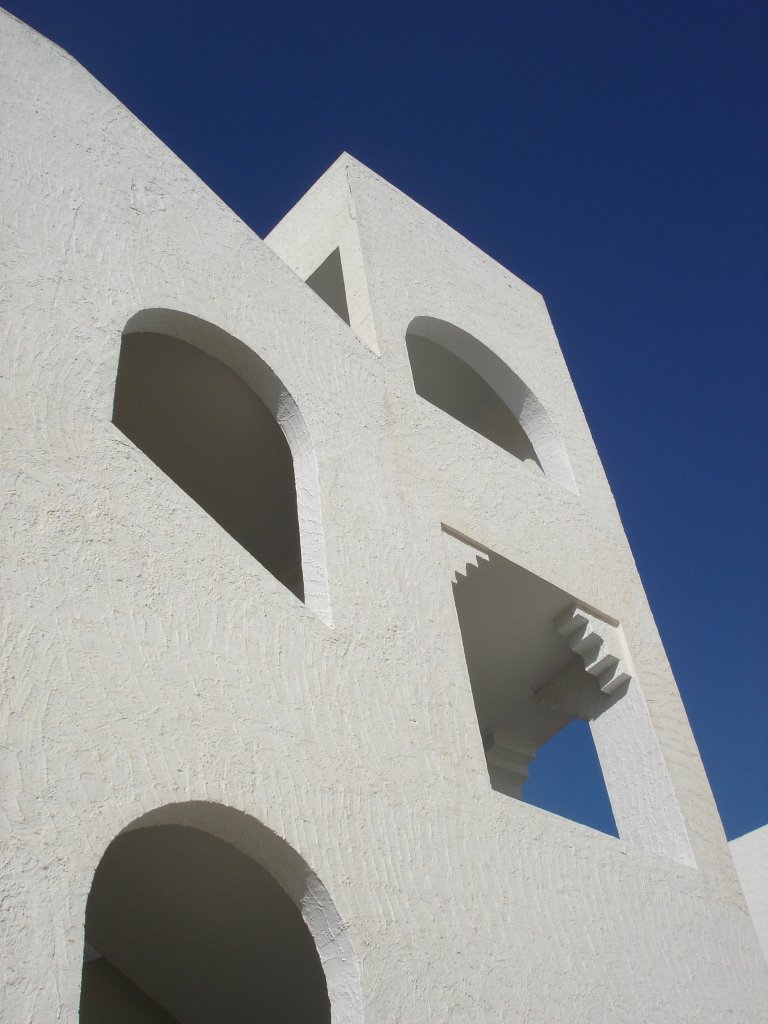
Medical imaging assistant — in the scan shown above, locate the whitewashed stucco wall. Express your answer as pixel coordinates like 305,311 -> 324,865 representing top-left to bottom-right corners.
731,825 -> 768,966
2,11 -> 767,1023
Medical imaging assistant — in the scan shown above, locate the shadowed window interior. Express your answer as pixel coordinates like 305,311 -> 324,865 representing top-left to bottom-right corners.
406,332 -> 541,467
305,248 -> 350,325
80,825 -> 331,1024
449,536 -> 619,837
113,332 -> 304,600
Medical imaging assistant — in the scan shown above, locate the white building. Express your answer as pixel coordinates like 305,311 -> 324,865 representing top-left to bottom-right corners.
2,11 -> 766,1022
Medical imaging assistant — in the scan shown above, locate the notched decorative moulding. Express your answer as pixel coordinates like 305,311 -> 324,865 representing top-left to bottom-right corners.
555,605 -> 632,695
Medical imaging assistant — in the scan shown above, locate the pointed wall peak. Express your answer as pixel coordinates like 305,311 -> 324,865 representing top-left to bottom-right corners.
265,156 -> 380,354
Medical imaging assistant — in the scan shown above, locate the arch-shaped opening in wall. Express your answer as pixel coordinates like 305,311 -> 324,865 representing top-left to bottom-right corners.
406,317 -> 576,492
114,310 -> 331,624
79,801 -> 363,1024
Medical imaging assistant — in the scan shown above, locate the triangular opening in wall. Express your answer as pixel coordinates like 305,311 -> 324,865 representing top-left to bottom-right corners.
523,719 -> 618,837
306,248 -> 351,326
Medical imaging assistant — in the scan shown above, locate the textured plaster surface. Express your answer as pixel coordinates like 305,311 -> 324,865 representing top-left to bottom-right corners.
731,826 -> 768,965
2,11 -> 768,1022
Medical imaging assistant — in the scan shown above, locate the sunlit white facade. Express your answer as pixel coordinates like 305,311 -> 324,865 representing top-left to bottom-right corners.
2,11 -> 766,1022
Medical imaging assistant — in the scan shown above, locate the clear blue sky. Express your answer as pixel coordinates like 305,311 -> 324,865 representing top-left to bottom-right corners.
6,0 -> 766,840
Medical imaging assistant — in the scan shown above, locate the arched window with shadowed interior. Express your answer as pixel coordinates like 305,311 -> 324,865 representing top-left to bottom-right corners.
78,803 -> 363,1023
406,316 -> 577,492
112,310 -> 332,623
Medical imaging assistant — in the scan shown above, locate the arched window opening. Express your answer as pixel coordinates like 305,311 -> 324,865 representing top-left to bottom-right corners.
113,311 -> 332,623
115,331 -> 303,598
407,333 -> 540,466
406,317 -> 577,492
80,824 -> 331,1024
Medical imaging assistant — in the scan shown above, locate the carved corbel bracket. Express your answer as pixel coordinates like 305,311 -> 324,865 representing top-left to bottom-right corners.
555,605 -> 632,695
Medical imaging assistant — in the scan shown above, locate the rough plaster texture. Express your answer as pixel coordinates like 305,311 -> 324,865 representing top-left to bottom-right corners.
731,826 -> 768,965
2,11 -> 768,1022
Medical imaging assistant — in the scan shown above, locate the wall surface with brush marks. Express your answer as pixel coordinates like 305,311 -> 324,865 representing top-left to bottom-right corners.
2,10 -> 766,1022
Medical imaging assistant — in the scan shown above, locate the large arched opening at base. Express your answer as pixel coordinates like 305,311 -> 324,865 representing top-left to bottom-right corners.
80,802 -> 362,1024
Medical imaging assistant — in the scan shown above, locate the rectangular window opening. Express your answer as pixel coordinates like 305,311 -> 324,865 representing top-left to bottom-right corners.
445,529 -> 626,838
